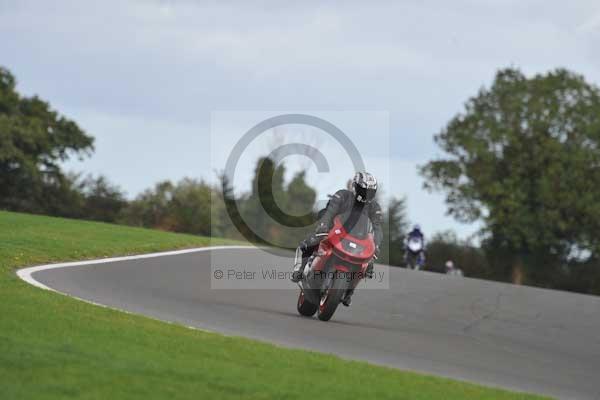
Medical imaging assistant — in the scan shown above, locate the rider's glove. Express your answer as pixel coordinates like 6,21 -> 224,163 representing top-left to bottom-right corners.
299,239 -> 310,252
315,222 -> 329,235
373,245 -> 380,260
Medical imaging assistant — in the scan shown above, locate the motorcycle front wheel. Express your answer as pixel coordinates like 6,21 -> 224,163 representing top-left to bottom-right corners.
317,271 -> 350,321
297,290 -> 318,317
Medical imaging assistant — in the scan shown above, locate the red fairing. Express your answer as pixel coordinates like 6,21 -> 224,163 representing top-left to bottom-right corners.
310,240 -> 332,272
311,216 -> 375,276
328,217 -> 375,265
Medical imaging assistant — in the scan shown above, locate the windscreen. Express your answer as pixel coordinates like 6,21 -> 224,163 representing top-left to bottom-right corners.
337,206 -> 372,239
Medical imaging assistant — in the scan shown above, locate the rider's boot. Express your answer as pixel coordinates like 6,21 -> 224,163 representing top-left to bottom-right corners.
291,247 -> 309,283
291,236 -> 321,283
343,262 -> 374,306
342,288 -> 354,307
291,260 -> 304,283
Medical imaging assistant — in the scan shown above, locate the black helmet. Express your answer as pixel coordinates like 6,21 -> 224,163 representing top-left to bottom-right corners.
352,171 -> 377,203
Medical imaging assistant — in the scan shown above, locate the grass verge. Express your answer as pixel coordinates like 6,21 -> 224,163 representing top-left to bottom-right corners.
0,211 -> 548,399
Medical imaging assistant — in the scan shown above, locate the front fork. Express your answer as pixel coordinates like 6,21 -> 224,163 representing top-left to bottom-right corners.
298,253 -> 362,304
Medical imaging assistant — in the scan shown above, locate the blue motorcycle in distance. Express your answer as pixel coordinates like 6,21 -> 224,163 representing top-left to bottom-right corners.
405,237 -> 425,270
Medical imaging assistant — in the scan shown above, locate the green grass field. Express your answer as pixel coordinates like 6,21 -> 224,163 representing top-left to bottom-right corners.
0,211 -> 549,399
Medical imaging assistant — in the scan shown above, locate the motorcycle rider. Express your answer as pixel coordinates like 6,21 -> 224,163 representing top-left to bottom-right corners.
291,172 -> 383,307
405,224 -> 426,268
445,260 -> 464,277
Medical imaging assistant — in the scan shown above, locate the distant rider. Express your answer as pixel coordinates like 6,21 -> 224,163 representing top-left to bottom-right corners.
445,260 -> 463,277
405,224 -> 426,269
291,172 -> 383,307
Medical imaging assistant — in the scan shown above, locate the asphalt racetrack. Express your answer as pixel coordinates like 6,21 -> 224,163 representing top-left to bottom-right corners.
28,247 -> 600,399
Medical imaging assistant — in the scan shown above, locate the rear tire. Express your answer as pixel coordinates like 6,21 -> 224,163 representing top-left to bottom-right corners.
297,290 -> 318,317
317,272 -> 349,321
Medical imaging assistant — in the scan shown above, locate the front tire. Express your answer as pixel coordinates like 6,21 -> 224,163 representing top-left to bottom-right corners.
317,272 -> 350,321
297,290 -> 318,317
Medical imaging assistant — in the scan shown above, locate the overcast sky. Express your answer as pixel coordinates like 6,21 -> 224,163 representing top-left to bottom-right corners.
2,0 -> 599,239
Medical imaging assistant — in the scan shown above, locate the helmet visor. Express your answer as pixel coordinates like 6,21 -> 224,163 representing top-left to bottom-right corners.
355,185 -> 376,202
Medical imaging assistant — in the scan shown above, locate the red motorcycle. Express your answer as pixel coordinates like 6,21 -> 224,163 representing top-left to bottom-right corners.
295,210 -> 376,321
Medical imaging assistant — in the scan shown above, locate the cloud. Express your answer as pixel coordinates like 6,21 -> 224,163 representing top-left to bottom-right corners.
2,0 -> 599,238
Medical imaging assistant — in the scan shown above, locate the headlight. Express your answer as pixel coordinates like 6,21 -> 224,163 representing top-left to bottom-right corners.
341,239 -> 364,255
408,239 -> 422,252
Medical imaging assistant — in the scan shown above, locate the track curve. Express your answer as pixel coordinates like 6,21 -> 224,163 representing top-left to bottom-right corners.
22,247 -> 600,399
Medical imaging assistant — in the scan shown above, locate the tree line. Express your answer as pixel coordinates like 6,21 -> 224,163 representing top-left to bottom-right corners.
3,65 -> 600,295
421,67 -> 600,293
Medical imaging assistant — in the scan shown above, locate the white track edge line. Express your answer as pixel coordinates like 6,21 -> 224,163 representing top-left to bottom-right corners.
15,245 -> 264,334
16,245 -> 260,291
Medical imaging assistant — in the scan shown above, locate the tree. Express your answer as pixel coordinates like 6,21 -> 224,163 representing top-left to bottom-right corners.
421,68 -> 600,284
239,157 -> 317,248
239,157 -> 285,244
0,66 -> 94,214
380,197 -> 408,266
41,172 -> 85,219
169,178 -> 213,235
120,178 -> 218,236
215,172 -> 253,241
281,170 -> 317,244
80,175 -> 127,223
121,181 -> 175,229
